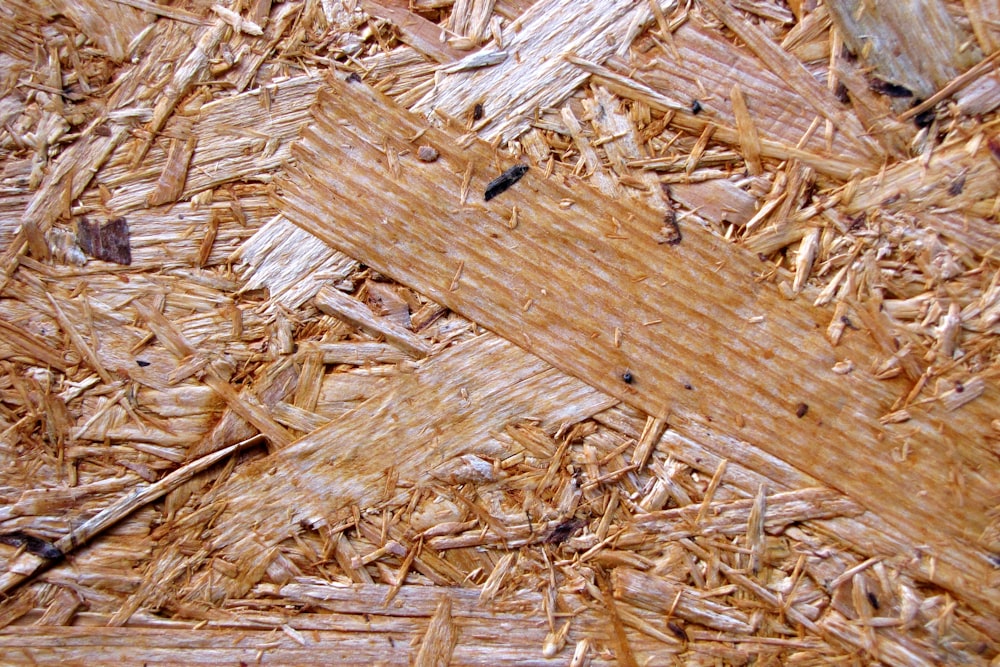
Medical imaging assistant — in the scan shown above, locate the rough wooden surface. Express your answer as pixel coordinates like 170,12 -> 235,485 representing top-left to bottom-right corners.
826,0 -> 981,101
278,74 -> 1000,618
412,0 -> 679,143
0,585 -> 688,665
1,0 -> 999,664
117,333 -> 613,613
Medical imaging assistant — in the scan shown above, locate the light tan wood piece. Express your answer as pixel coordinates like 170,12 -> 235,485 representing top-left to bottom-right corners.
277,75 -> 1000,616
2,0 -> 999,663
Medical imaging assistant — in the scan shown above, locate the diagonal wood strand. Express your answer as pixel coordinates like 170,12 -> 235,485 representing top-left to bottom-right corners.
129,333 -> 613,606
275,75 -> 1000,616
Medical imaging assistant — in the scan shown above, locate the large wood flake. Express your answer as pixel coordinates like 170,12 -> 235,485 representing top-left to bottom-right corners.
276,75 -> 1000,616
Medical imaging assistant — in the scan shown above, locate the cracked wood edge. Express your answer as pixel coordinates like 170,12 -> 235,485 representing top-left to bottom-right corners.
275,75 -> 1000,616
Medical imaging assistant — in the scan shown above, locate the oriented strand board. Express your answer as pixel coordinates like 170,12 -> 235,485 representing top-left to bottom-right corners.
277,74 -> 1000,616
2,0 -> 1000,663
594,21 -> 878,177
116,333 -> 613,611
0,584 -> 686,665
411,0 -> 680,143
826,0 -> 980,99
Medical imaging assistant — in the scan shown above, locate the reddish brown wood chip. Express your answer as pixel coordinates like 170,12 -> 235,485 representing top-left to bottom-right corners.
76,216 -> 132,265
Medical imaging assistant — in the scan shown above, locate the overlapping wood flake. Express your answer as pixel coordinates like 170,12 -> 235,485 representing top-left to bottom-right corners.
0,0 -> 997,664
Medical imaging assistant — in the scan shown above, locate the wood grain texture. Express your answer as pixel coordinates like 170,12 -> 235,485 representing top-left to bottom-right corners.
132,333 -> 613,606
232,214 -> 358,311
276,75 -> 1000,616
2,1 -> 998,662
964,0 -> 1000,54
826,0 -> 979,99
315,284 -> 433,357
596,20 -> 877,176
360,0 -> 469,63
0,585 -> 685,666
93,75 -> 322,215
0,438 -> 255,596
52,0 -> 149,63
411,0 -> 677,142
1,18 -> 223,288
699,0 -> 877,159
570,55 -> 870,181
